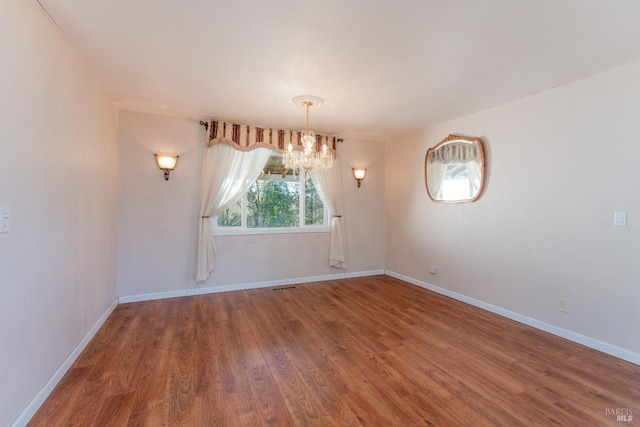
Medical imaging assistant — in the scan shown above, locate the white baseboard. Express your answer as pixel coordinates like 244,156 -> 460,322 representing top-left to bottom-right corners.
118,269 -> 386,304
385,270 -> 640,366
12,297 -> 119,427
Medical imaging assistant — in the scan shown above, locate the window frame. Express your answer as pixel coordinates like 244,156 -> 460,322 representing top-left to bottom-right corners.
212,160 -> 331,236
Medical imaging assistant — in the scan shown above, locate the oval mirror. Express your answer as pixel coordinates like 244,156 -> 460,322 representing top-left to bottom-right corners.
425,134 -> 486,203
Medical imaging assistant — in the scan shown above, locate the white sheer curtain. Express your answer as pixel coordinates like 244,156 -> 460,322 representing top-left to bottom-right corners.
310,165 -> 347,269
466,159 -> 482,195
426,157 -> 447,199
196,143 -> 271,281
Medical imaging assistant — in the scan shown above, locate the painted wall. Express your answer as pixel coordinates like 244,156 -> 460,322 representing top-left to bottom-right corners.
386,62 -> 640,357
117,110 -> 385,297
0,1 -> 118,425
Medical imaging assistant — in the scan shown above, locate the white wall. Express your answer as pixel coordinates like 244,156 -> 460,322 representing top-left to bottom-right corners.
386,62 -> 640,358
117,111 -> 385,297
0,1 -> 118,425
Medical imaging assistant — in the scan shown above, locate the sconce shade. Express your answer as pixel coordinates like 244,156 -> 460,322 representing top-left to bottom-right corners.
155,154 -> 179,180
156,154 -> 178,170
353,168 -> 366,180
353,168 -> 367,188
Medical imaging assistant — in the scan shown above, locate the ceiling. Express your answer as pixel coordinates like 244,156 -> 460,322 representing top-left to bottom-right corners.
38,0 -> 640,140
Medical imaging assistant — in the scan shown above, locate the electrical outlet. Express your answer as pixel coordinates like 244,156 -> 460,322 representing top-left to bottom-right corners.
558,297 -> 569,313
429,265 -> 437,275
0,208 -> 8,233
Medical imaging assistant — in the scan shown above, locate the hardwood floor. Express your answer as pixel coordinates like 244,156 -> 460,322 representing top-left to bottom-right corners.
29,275 -> 639,426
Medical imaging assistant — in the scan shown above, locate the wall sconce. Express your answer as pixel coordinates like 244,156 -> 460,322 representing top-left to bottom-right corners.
353,168 -> 367,188
155,154 -> 179,181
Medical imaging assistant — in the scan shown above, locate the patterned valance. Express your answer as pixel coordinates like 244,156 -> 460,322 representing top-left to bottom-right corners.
427,142 -> 481,164
205,120 -> 338,156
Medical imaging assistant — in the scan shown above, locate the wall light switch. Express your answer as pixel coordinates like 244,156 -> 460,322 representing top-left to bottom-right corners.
614,211 -> 627,226
0,208 -> 9,233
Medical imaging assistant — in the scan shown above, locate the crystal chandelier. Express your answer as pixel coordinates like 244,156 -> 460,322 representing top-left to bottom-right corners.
282,96 -> 334,174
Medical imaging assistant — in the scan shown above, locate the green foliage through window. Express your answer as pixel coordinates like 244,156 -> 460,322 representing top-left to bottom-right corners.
305,179 -> 324,226
215,154 -> 326,231
216,200 -> 241,227
247,179 -> 300,228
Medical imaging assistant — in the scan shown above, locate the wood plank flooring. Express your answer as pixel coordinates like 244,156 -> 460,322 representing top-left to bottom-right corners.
28,275 -> 639,426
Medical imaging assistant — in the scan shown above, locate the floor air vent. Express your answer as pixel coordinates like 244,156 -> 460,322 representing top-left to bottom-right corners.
272,286 -> 297,292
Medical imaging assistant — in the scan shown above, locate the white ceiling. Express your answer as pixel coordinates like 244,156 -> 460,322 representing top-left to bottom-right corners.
38,0 -> 640,140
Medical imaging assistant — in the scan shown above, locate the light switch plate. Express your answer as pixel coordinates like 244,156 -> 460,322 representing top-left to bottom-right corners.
614,211 -> 627,226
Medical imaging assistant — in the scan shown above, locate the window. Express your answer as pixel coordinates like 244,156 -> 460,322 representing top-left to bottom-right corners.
440,163 -> 475,200
213,154 -> 329,234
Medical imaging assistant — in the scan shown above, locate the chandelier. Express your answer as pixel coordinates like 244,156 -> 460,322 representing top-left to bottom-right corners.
282,96 -> 334,174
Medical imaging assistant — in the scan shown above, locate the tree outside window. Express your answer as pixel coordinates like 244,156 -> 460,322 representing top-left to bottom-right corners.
215,154 -> 327,232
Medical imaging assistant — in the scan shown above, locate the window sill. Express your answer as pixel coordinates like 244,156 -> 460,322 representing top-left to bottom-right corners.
213,226 -> 331,237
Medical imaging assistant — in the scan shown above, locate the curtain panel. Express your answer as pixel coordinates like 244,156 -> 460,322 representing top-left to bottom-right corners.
206,120 -> 338,156
426,158 -> 447,200
310,166 -> 347,269
196,144 -> 271,281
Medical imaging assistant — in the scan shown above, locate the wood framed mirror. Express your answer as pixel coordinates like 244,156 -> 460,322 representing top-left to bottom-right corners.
425,134 -> 486,203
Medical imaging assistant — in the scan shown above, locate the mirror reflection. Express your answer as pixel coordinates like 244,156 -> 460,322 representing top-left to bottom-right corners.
425,134 -> 485,203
